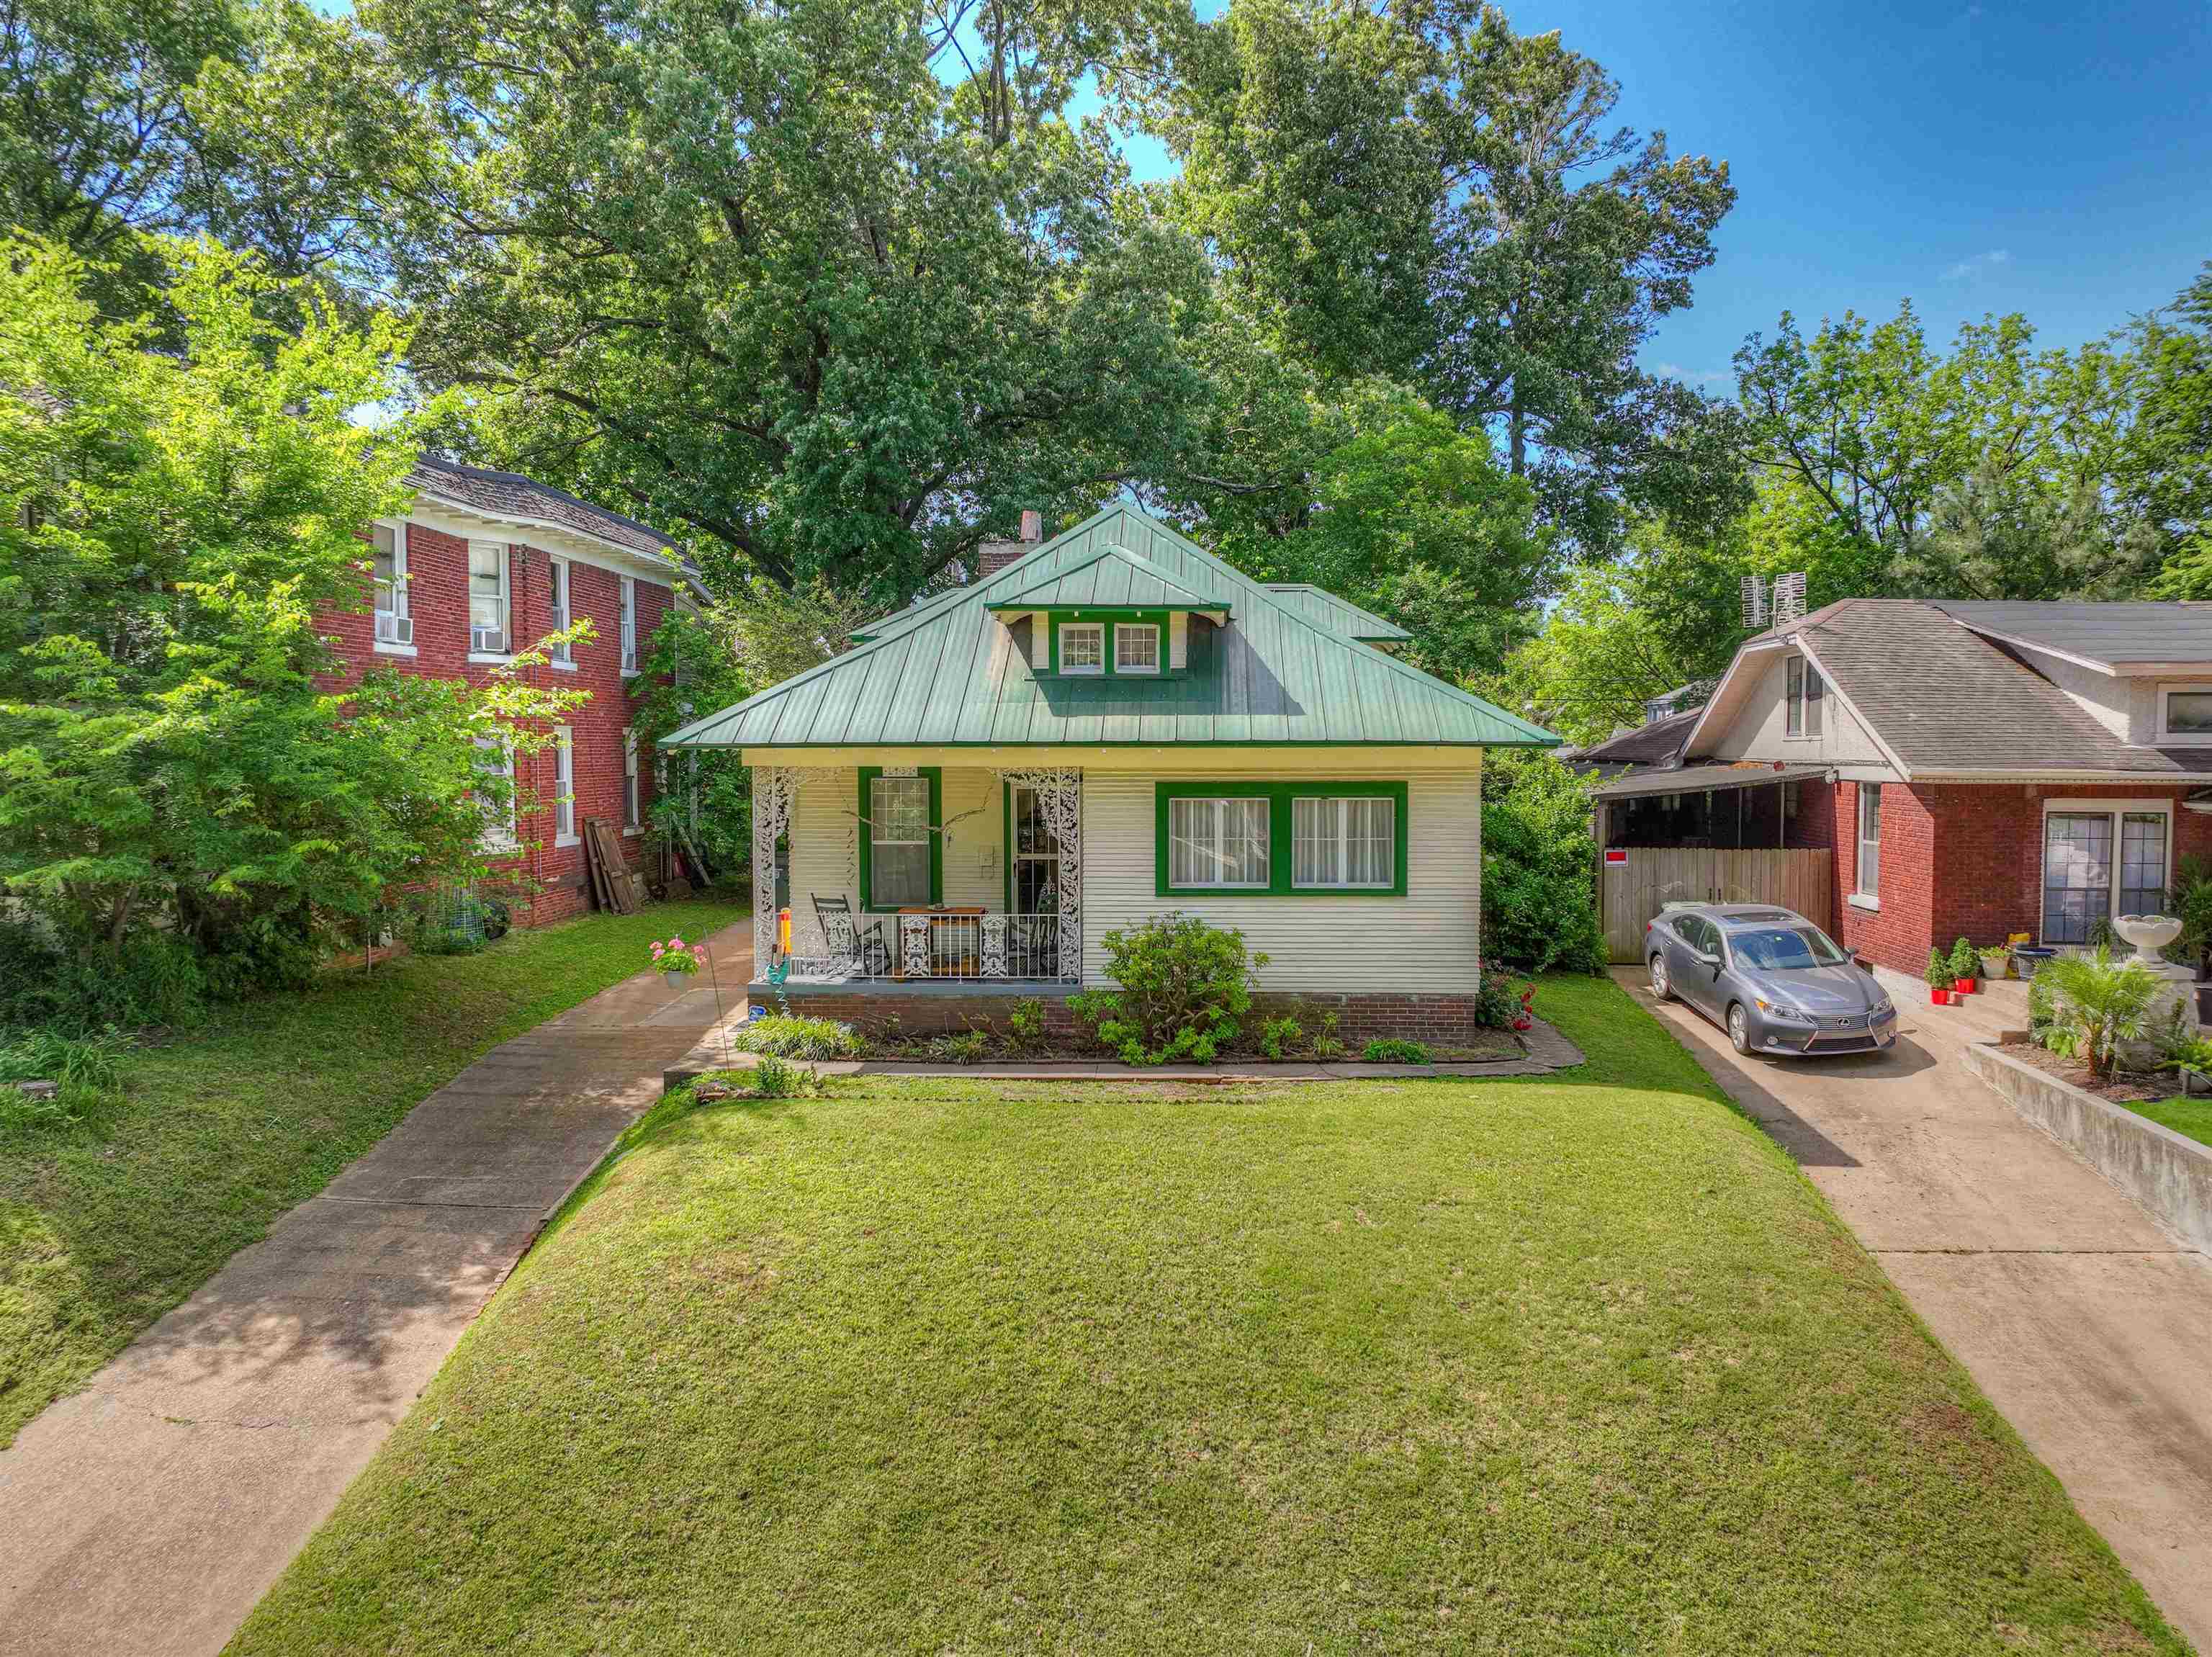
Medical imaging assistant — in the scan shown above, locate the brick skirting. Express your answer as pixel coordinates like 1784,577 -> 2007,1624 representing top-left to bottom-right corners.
761,984 -> 1485,1043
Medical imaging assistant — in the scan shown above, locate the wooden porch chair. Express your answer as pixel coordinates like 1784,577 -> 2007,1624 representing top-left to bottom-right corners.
811,893 -> 891,976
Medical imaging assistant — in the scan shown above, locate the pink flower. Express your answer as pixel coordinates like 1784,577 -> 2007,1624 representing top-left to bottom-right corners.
669,935 -> 683,948
650,942 -> 664,958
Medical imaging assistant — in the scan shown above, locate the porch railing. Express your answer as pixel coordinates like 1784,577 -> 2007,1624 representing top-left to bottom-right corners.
791,911 -> 1079,984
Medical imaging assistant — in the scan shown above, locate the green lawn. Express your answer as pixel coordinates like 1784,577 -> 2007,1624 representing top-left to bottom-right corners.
2129,1091 -> 2212,1149
0,897 -> 746,1444
230,974 -> 2184,1656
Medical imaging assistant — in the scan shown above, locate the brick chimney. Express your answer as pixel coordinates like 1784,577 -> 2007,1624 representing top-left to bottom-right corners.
979,509 -> 1043,578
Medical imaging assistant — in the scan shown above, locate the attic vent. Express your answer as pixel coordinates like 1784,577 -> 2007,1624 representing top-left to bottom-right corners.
1740,572 -> 1807,629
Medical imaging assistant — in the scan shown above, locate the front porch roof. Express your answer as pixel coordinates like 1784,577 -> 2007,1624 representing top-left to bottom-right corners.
1588,762 -> 1831,799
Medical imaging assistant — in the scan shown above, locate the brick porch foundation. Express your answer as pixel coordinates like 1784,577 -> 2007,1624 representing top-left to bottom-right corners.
757,983 -> 1486,1044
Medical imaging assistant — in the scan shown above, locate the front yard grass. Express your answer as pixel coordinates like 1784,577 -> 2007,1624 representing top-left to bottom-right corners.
0,898 -> 746,1445
2129,1091 -> 2212,1150
231,973 -> 2184,1656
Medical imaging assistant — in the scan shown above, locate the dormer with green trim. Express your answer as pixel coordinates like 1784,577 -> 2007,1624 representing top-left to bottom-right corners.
984,544 -> 1230,678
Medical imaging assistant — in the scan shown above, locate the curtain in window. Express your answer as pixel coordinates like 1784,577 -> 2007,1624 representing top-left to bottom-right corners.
1292,797 -> 1393,887
1169,796 -> 1269,886
1856,784 -> 1881,899
871,774 -> 932,906
2044,813 -> 2113,944
2120,813 -> 2167,917
469,544 -> 505,645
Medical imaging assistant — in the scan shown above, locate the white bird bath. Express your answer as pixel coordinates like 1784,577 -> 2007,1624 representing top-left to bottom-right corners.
2113,914 -> 2184,953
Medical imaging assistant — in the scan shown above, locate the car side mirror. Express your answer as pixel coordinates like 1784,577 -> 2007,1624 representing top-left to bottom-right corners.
1698,951 -> 1722,969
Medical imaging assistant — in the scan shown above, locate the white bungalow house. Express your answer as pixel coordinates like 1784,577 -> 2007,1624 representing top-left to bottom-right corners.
659,506 -> 1559,1038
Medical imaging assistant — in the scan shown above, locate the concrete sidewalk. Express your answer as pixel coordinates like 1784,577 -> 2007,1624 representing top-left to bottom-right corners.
0,920 -> 752,1657
1613,966 -> 2212,1651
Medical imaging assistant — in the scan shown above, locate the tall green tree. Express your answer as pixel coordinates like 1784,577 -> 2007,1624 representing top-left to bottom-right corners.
0,234 -> 582,994
2139,266 -> 2212,598
1161,0 -> 1741,558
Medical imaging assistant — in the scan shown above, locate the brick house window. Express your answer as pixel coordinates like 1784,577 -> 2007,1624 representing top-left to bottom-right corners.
2041,804 -> 2172,945
475,737 -> 516,849
1853,784 -> 1880,902
1786,655 -> 1824,738
372,523 -> 411,649
620,576 -> 638,673
552,725 -> 576,844
624,727 -> 641,829
549,557 -> 572,666
469,542 -> 509,655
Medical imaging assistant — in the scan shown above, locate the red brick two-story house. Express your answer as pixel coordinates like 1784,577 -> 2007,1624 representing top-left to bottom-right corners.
1591,599 -> 2212,977
320,457 -> 693,925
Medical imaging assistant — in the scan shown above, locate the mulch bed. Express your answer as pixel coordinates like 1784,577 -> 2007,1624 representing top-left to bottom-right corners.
851,1027 -> 1526,1067
1995,1040 -> 2171,1105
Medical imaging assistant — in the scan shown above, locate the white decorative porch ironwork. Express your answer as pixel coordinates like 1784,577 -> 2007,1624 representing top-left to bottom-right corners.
752,765 -> 1081,984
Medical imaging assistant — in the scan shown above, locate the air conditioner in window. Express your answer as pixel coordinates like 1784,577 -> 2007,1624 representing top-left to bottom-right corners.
375,612 -> 413,645
472,626 -> 508,654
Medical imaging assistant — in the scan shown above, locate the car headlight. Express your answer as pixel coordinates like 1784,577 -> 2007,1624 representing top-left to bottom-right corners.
1869,995 -> 1893,1016
1753,996 -> 1810,1021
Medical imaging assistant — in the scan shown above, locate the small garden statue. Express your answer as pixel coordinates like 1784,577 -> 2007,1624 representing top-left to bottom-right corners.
651,935 -> 709,988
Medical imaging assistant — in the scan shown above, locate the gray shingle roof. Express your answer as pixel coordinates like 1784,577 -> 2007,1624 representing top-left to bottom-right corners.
1590,762 -> 1827,800
409,456 -> 677,560
662,505 -> 1558,750
1563,708 -> 1699,769
1933,601 -> 2212,667
1771,600 -> 2212,776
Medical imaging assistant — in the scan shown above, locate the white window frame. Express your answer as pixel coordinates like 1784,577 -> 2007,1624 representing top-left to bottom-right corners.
1167,796 -> 1272,889
1850,783 -> 1881,908
623,727 -> 642,830
619,575 -> 639,675
2154,683 -> 2212,746
1058,621 -> 1104,675
1114,621 -> 1161,675
2038,798 -> 2175,946
468,541 -> 511,660
868,773 -> 934,909
1291,794 -> 1395,890
1785,655 -> 1823,740
552,725 -> 577,845
475,737 -> 516,851
548,556 -> 574,668
372,521 -> 413,654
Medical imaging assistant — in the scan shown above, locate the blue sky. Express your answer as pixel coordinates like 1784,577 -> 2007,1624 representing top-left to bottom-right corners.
1110,0 -> 2212,385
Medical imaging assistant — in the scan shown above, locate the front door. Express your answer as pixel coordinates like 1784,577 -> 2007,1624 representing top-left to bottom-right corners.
1008,784 -> 1064,977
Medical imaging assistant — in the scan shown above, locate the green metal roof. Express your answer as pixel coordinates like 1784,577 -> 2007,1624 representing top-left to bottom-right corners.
984,545 -> 1230,614
1264,584 -> 1411,643
662,505 -> 1559,750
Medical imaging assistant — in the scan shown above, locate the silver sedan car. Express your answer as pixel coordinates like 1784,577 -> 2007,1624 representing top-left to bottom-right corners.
1645,903 -> 1897,1057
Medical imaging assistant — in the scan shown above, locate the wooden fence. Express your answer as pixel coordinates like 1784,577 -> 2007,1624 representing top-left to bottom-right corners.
1601,848 -> 1835,964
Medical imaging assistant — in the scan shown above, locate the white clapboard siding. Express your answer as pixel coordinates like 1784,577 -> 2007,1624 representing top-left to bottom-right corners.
791,766 -> 1006,916
1079,769 -> 1483,993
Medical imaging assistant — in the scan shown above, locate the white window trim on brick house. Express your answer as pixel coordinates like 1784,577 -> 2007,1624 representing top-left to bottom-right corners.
2038,796 -> 2176,946
2154,682 -> 2212,746
1848,782 -> 1881,910
548,556 -> 576,670
372,521 -> 415,655
552,725 -> 577,845
620,576 -> 639,675
467,540 -> 512,661
475,737 -> 517,850
624,727 -> 642,830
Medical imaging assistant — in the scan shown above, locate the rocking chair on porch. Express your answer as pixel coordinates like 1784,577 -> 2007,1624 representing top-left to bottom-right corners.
811,893 -> 891,977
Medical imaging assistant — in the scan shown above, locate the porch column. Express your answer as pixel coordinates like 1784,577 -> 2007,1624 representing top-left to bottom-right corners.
751,765 -> 799,973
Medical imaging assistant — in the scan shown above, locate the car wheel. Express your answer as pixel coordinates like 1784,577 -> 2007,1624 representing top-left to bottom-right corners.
1727,1002 -> 1753,1055
1648,952 -> 1673,1002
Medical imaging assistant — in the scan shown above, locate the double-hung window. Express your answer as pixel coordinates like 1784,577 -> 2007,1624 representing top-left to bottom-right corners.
469,542 -> 509,655
474,737 -> 516,850
1853,783 -> 1881,902
1115,622 -> 1160,675
1168,796 -> 1272,889
865,769 -> 938,909
623,727 -> 641,830
372,523 -> 410,648
1058,621 -> 1104,674
1786,655 -> 1824,737
619,576 -> 638,674
2042,803 -> 2171,945
548,557 -> 572,666
1292,794 -> 1395,889
552,726 -> 576,843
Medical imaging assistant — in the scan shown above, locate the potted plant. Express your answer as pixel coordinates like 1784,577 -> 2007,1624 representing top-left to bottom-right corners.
1977,943 -> 2013,981
1948,936 -> 1979,994
1927,947 -> 1955,1005
650,935 -> 708,988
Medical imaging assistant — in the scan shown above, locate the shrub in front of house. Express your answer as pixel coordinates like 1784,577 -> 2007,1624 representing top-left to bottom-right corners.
1480,753 -> 1607,976
1362,1038 -> 1433,1064
1068,914 -> 1269,1066
730,1015 -> 863,1061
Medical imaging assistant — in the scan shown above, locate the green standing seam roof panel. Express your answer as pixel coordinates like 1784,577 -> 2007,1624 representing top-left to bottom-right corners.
662,504 -> 1560,750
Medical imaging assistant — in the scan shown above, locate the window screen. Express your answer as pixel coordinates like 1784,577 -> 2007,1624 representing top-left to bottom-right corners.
1292,796 -> 1394,888
1115,624 -> 1160,673
1168,796 -> 1269,887
1060,624 -> 1103,673
870,774 -> 932,907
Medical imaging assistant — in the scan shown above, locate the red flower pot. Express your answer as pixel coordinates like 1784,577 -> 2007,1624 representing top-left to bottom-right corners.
1954,977 -> 1977,995
1930,987 -> 1951,1005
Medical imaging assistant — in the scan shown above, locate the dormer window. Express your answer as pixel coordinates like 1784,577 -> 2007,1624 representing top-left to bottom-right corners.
1058,621 -> 1104,674
1115,622 -> 1160,675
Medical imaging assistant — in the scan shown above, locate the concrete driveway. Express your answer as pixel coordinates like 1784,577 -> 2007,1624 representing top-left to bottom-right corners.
0,922 -> 752,1657
1613,965 -> 2212,1651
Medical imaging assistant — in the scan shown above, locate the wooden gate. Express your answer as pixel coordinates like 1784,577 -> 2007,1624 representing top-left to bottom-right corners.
1601,848 -> 1835,964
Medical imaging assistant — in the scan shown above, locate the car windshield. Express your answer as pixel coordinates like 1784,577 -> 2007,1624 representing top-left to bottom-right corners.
1728,925 -> 1847,971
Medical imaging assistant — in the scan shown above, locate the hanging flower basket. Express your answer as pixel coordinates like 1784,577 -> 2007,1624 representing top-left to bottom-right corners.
650,935 -> 708,989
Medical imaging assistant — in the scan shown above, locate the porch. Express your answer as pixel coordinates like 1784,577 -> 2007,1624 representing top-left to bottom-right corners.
749,763 -> 1084,988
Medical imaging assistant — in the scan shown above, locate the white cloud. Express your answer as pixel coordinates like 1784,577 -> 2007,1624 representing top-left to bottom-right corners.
1655,362 -> 1733,388
1942,249 -> 2011,282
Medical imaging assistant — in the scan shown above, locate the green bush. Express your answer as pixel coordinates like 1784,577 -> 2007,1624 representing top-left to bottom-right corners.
1480,752 -> 1606,976
1362,1038 -> 1432,1064
1257,1014 -> 1305,1059
2037,946 -> 2159,1082
2172,856 -> 2212,970
1006,998 -> 1047,1053
925,1030 -> 991,1065
1474,971 -> 1531,1029
1926,948 -> 1954,989
1069,915 -> 1268,1066
730,1015 -> 862,1061
751,1055 -> 805,1097
0,1029 -> 127,1093
1948,937 -> 1979,983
